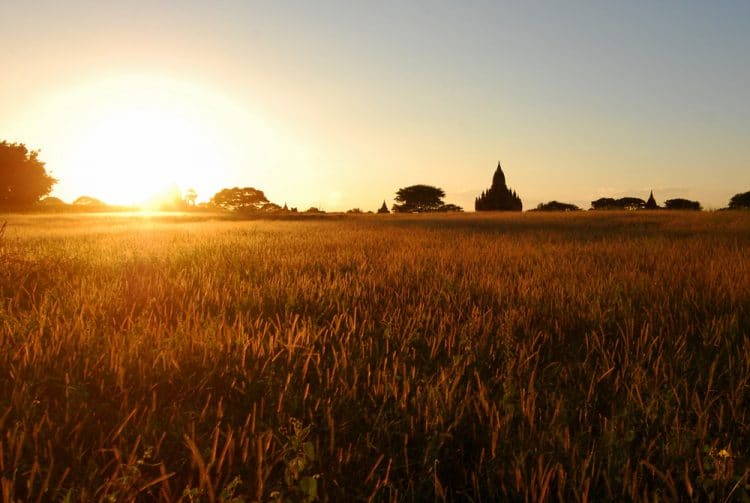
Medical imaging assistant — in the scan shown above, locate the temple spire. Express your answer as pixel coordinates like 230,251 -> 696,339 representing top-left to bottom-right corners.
492,161 -> 506,188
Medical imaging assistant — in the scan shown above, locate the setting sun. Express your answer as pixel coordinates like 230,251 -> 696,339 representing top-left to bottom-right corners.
59,76 -> 242,206
28,74 -> 280,207
68,107 -> 221,206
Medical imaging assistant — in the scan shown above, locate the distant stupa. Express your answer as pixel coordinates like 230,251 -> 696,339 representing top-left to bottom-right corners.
645,190 -> 658,210
475,162 -> 523,211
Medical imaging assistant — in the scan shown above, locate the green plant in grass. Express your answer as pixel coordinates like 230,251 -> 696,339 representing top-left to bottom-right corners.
269,419 -> 319,502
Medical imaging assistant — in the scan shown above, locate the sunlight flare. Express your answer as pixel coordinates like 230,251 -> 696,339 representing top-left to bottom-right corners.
45,75 -> 277,206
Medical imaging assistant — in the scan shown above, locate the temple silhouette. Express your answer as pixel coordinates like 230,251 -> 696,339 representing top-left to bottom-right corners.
475,162 -> 523,211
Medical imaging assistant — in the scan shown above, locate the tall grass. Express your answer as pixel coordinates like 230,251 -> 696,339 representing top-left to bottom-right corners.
0,211 -> 748,501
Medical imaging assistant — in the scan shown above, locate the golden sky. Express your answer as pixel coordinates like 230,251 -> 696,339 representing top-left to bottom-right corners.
2,1 -> 749,210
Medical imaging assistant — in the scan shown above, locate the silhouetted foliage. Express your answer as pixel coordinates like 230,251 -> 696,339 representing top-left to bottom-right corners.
664,198 -> 702,211
393,185 -> 456,213
645,191 -> 659,210
305,207 -> 324,214
72,196 -> 106,207
184,188 -> 198,207
346,208 -> 363,214
728,191 -> 750,209
590,197 -> 616,209
532,200 -> 581,212
393,185 -> 445,213
475,162 -> 522,211
619,197 -> 647,210
591,197 -> 646,210
0,141 -> 57,209
38,196 -> 68,213
39,196 -> 67,206
437,203 -> 464,212
377,201 -> 390,214
210,187 -> 274,212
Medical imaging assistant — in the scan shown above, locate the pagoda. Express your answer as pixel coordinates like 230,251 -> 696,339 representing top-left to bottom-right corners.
475,162 -> 523,211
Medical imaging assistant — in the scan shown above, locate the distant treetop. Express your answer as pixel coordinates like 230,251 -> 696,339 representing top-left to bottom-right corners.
590,197 -> 646,211
532,201 -> 581,212
475,162 -> 522,211
392,185 -> 462,213
591,193 -> 703,211
664,198 -> 702,211
184,188 -> 198,207
72,195 -> 106,207
210,187 -> 275,212
39,196 -> 66,206
728,191 -> 750,209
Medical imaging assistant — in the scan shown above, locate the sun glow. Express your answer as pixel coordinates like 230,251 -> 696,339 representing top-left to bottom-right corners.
67,107 -> 220,206
36,74 -> 279,207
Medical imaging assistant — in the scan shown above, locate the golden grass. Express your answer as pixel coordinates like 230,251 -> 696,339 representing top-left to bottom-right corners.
0,211 -> 748,501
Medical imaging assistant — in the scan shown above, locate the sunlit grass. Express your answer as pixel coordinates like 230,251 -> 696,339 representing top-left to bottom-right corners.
1,211 -> 749,501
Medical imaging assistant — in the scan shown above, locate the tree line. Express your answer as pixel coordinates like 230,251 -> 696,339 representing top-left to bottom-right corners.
2,140 -> 750,213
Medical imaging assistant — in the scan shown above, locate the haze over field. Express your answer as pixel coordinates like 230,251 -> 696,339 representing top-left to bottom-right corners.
2,1 -> 749,210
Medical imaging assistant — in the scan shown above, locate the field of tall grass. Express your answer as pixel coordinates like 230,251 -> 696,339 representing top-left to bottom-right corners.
1,211 -> 748,501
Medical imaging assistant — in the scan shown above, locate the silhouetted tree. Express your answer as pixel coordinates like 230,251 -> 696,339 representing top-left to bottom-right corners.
645,191 -> 659,210
184,188 -> 198,207
0,141 -> 57,209
210,187 -> 273,212
305,207 -> 324,214
619,197 -> 647,210
377,201 -> 390,214
39,196 -> 67,206
72,196 -> 106,208
533,201 -> 581,211
664,198 -> 702,211
37,196 -> 68,213
475,162 -> 522,211
393,185 -> 447,213
590,197 -> 646,210
437,203 -> 464,212
590,198 -> 617,210
346,208 -> 363,214
728,191 -> 750,209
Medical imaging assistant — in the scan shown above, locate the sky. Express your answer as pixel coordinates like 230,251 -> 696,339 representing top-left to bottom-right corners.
2,1 -> 749,210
